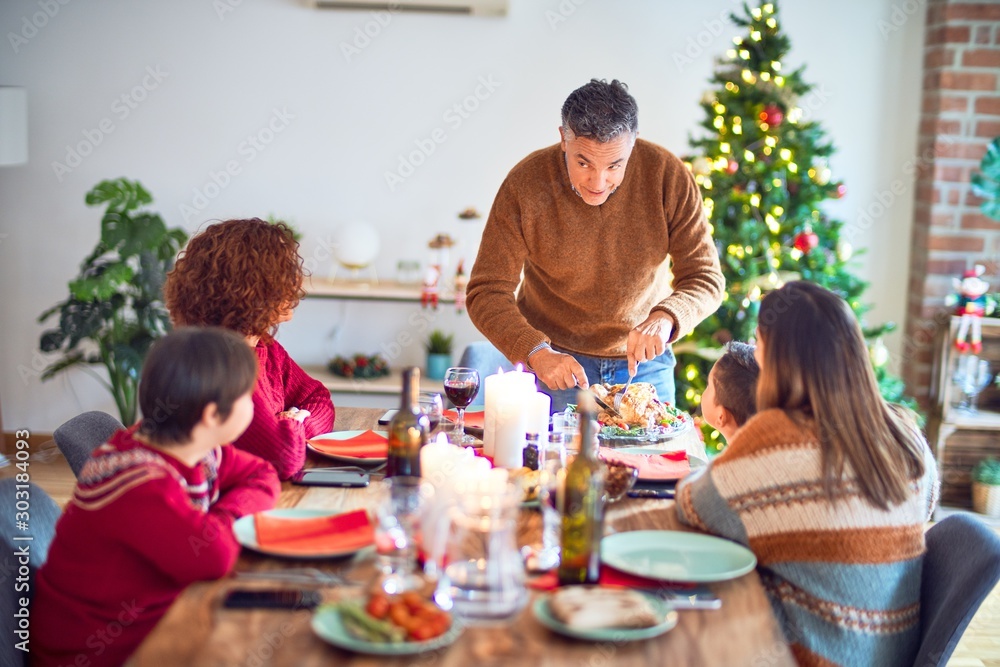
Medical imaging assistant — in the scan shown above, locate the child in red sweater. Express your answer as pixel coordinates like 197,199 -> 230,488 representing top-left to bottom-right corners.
31,327 -> 281,667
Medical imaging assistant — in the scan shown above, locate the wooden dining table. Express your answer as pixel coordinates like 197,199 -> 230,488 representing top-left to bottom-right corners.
130,407 -> 795,666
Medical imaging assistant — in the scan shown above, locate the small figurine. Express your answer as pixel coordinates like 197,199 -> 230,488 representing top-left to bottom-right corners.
951,265 -> 989,353
454,260 -> 469,314
421,264 -> 441,310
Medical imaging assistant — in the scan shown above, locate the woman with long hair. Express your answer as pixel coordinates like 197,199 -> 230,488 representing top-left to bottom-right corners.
676,281 -> 938,666
164,218 -> 334,479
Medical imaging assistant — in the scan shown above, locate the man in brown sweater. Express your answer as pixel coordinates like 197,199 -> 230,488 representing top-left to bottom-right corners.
466,79 -> 724,411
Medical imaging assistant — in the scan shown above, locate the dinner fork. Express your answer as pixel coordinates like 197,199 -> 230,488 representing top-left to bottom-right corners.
613,369 -> 637,413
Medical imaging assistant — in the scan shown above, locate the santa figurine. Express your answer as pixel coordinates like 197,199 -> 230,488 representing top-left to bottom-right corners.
454,260 -> 469,314
951,265 -> 989,353
421,264 -> 441,310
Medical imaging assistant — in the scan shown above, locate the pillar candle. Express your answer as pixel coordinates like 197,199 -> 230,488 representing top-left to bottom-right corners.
526,392 -> 551,440
483,369 -> 504,457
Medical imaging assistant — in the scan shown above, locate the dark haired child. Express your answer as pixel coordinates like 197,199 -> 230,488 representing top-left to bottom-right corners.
699,341 -> 760,443
31,327 -> 280,667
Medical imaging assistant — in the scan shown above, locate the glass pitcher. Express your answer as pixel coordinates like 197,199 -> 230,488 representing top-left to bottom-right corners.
444,481 -> 527,624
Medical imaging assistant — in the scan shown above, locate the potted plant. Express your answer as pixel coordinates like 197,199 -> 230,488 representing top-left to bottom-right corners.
424,329 -> 454,380
37,178 -> 188,425
972,457 -> 1000,518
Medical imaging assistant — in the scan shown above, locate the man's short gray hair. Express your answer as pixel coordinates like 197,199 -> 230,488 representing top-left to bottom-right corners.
561,79 -> 638,143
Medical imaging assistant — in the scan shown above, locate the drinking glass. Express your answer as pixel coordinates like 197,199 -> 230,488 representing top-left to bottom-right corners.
373,476 -> 434,594
417,391 -> 444,435
957,358 -> 992,414
530,432 -> 566,571
445,481 -> 527,624
551,411 -> 580,455
443,367 -> 480,445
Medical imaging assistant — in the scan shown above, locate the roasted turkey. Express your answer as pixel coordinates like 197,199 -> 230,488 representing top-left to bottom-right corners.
590,382 -> 669,428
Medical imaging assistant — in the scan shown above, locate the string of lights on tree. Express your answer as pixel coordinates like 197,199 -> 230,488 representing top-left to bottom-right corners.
675,1 -> 915,453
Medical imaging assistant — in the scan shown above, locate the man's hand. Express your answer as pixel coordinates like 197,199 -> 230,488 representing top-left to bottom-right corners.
528,348 -> 588,391
626,311 -> 674,376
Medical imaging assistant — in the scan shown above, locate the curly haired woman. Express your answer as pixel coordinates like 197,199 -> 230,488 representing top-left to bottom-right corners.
165,218 -> 335,479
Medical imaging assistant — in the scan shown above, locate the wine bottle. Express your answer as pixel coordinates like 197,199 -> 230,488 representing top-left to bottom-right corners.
386,367 -> 429,478
557,390 -> 606,585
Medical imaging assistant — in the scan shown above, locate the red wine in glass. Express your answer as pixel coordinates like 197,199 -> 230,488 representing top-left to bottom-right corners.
444,380 -> 478,408
443,367 -> 480,444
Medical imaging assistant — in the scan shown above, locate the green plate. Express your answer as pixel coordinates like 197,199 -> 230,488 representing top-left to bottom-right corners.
532,592 -> 678,642
601,530 -> 756,583
311,605 -> 463,655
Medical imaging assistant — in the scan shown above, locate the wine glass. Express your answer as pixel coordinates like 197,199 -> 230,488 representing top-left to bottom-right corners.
443,367 -> 480,445
417,392 -> 444,435
958,358 -> 992,414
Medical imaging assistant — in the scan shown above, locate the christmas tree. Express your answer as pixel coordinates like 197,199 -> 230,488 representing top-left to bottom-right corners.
676,1 -> 914,453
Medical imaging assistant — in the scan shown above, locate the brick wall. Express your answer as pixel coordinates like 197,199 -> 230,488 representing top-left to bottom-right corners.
904,0 -> 1000,407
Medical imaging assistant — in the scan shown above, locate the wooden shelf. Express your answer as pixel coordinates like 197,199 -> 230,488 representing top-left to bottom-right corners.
941,408 -> 1000,430
305,365 -> 444,396
304,277 -> 456,304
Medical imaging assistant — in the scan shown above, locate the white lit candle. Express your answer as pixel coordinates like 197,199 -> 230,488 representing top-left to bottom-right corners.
483,368 -> 504,457
526,392 -> 551,440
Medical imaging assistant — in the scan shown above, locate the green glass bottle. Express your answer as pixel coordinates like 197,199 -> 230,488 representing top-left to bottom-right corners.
386,367 -> 428,478
557,390 -> 607,585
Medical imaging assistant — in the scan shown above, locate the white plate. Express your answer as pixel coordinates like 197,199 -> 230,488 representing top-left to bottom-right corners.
307,430 -> 388,464
601,530 -> 757,583
234,509 -> 373,560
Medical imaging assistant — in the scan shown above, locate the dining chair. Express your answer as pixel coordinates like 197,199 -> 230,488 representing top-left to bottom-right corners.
53,411 -> 124,477
913,513 -> 1000,667
457,341 -> 515,408
0,479 -> 61,667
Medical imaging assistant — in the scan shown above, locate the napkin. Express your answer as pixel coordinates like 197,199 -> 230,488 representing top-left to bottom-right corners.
443,410 -> 485,429
253,509 -> 375,555
599,448 -> 690,481
527,565 -> 693,592
308,430 -> 388,459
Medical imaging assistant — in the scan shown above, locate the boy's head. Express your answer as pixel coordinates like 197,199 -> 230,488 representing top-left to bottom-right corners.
138,327 -> 258,445
702,341 -> 760,441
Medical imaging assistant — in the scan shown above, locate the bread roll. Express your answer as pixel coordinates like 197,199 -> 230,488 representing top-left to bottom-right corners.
549,587 -> 659,630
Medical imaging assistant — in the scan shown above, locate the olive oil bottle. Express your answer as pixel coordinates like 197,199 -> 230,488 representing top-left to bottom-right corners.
386,367 -> 429,478
557,390 -> 607,584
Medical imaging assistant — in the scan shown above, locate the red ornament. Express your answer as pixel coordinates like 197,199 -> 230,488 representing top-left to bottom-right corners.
793,228 -> 819,254
727,160 -> 739,174
759,105 -> 784,127
835,183 -> 847,198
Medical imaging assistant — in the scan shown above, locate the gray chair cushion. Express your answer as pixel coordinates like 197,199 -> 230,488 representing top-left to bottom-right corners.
53,411 -> 124,477
0,479 -> 61,667
457,341 -> 515,408
914,513 -> 1000,667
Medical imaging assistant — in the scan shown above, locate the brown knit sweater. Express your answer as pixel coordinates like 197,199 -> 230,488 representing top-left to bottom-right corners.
466,139 -> 724,364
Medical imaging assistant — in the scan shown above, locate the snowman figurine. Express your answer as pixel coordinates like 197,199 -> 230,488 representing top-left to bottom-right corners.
952,265 -> 989,353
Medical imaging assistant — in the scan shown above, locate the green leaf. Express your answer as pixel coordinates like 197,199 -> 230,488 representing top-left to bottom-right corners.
39,351 -> 87,381
86,178 -> 152,214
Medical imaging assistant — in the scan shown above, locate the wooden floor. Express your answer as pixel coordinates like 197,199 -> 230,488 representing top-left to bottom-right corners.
4,449 -> 1000,666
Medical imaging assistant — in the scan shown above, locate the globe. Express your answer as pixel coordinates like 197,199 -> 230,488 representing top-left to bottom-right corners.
334,222 -> 380,270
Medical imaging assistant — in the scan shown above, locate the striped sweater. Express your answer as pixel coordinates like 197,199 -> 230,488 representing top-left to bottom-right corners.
675,409 -> 939,667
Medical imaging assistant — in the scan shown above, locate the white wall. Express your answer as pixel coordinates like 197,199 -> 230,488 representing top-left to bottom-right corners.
0,0 -> 924,431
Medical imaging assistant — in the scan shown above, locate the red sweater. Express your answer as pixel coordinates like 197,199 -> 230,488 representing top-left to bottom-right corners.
31,429 -> 280,667
235,340 -> 336,480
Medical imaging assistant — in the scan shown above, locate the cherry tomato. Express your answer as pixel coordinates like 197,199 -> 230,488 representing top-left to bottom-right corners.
389,602 -> 411,628
409,624 -> 436,641
366,594 -> 390,620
